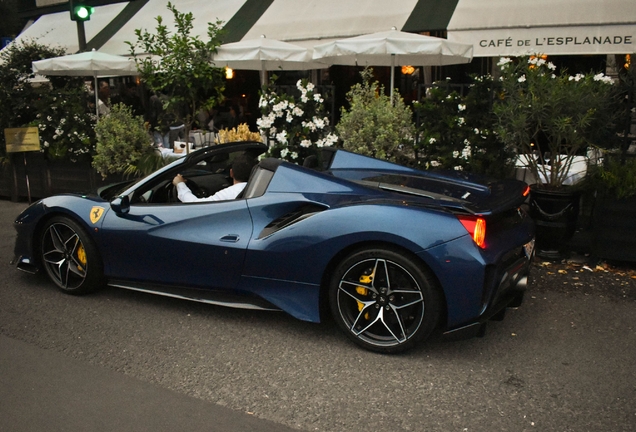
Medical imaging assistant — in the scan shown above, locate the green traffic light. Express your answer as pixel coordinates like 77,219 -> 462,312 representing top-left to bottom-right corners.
76,7 -> 89,19
73,5 -> 94,21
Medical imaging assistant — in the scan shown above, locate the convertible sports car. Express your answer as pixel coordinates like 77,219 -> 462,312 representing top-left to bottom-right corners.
13,141 -> 534,353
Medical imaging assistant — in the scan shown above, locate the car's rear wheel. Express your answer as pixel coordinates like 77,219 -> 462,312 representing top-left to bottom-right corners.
40,216 -> 103,295
329,248 -> 441,353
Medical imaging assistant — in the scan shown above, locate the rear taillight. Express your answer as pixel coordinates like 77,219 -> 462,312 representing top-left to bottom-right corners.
457,215 -> 487,248
522,185 -> 531,197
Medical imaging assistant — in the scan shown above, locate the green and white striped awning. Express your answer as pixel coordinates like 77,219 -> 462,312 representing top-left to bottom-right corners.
10,0 -> 636,57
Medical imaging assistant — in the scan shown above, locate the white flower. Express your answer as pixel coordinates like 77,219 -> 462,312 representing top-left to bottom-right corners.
286,112 -> 294,123
453,150 -> 460,158
593,73 -> 613,84
290,152 -> 298,160
569,74 -> 584,82
300,139 -> 312,148
325,133 -> 338,145
461,144 -> 471,160
430,160 -> 441,167
256,114 -> 274,129
547,62 -> 557,70
429,137 -> 437,144
474,128 -> 480,134
302,120 -> 317,132
454,165 -> 463,171
518,75 -> 526,83
292,106 -> 304,117
458,104 -> 466,112
280,148 -> 289,158
300,94 -> 309,103
43,141 -> 49,147
497,57 -> 512,67
47,116 -> 52,121
276,130 -> 288,144
313,117 -> 325,129
313,94 -> 323,103
456,117 -> 465,126
306,82 -> 315,92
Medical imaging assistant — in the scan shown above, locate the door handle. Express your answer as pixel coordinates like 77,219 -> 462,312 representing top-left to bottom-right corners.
220,234 -> 240,243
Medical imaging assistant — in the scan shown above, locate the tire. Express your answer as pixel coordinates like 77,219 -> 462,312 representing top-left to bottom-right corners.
40,216 -> 103,295
329,248 -> 441,353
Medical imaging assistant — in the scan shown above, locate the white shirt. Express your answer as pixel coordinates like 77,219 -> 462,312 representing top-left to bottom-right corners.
176,181 -> 246,203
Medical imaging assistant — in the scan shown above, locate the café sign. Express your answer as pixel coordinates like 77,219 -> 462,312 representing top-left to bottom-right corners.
449,25 -> 636,57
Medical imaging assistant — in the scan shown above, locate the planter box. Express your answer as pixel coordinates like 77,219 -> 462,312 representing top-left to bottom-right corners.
1,152 -> 127,202
592,194 -> 636,262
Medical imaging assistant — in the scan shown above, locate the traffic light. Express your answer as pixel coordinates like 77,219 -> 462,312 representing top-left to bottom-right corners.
70,1 -> 94,22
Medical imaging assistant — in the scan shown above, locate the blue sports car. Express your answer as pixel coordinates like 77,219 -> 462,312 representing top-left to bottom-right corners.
13,141 -> 534,353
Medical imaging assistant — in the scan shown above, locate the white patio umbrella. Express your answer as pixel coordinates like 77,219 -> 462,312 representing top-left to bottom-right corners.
32,49 -> 139,117
312,28 -> 473,101
212,35 -> 327,86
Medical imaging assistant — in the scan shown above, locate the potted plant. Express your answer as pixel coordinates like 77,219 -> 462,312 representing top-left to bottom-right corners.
0,40 -> 98,199
93,103 -> 160,179
257,78 -> 337,164
336,68 -> 414,165
494,56 -> 624,258
586,60 -> 636,261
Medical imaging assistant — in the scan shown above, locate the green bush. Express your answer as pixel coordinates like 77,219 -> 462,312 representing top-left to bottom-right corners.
93,103 -> 157,178
337,68 -> 415,163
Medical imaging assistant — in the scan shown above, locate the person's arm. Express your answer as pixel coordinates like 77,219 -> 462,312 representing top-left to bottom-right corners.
175,181 -> 200,203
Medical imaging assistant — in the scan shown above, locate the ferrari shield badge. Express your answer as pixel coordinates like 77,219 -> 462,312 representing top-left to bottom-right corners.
90,206 -> 105,224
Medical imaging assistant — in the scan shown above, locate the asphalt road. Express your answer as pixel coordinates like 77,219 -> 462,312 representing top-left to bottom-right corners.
1,199 -> 635,432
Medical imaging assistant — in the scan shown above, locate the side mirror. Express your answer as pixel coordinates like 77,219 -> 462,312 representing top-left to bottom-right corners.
110,195 -> 130,215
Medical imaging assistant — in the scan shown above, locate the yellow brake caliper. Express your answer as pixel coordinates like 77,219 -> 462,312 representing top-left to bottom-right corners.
356,274 -> 373,319
76,243 -> 87,272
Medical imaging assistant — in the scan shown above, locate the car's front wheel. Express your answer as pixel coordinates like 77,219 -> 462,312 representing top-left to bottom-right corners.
40,216 -> 103,295
329,248 -> 441,353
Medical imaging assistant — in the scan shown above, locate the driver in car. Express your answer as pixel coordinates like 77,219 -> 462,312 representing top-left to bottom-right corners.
172,153 -> 258,203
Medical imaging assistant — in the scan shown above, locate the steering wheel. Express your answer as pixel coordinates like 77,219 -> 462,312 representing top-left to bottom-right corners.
165,178 -> 206,203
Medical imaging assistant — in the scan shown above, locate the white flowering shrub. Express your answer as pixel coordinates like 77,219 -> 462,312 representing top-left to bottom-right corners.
414,75 -> 514,178
36,88 -> 96,161
257,79 -> 337,163
495,55 -> 624,188
0,40 -> 95,162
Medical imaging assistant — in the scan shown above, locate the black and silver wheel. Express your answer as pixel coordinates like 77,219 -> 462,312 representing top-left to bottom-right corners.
330,248 -> 441,353
40,216 -> 103,295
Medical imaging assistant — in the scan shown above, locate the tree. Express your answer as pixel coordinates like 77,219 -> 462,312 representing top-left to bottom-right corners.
127,1 -> 225,152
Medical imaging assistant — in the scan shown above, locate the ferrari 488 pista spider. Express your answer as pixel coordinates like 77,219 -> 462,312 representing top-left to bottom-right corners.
13,141 -> 534,353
